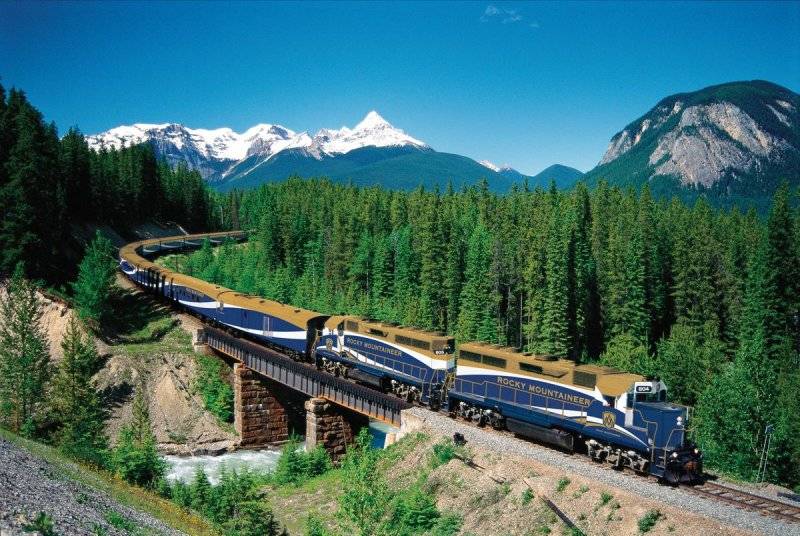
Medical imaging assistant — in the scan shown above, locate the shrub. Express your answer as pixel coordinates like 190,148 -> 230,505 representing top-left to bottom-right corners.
221,500 -> 282,536
599,491 -> 613,506
638,509 -> 662,533
556,477 -> 571,492
104,511 -> 136,533
430,512 -> 462,536
194,355 -> 234,423
305,514 -> 330,536
521,488 -> 535,505
431,439 -> 457,468
273,437 -> 332,485
24,512 -> 54,536
391,485 -> 440,534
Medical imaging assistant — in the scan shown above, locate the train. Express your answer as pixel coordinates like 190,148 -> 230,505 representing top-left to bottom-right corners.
120,231 -> 702,484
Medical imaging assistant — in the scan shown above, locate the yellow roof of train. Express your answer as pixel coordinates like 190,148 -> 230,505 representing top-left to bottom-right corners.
120,231 -> 327,326
458,341 -> 642,397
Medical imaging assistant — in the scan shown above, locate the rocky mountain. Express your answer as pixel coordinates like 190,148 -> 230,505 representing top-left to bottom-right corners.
89,112 -> 529,192
583,80 -> 799,206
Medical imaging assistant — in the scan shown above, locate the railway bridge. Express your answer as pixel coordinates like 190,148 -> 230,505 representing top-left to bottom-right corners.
194,325 -> 411,460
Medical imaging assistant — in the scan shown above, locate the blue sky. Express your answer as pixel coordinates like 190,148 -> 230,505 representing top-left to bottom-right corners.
1,1 -> 798,174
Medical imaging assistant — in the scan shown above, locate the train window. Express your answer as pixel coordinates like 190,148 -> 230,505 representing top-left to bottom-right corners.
410,339 -> 430,350
459,350 -> 482,363
519,362 -> 544,374
367,328 -> 387,337
573,371 -> 597,389
604,396 -> 616,407
395,335 -> 412,346
346,321 -> 359,332
482,356 -> 507,369
432,339 -> 455,355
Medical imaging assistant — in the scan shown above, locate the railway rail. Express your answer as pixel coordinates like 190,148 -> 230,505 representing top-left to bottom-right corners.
683,481 -> 800,524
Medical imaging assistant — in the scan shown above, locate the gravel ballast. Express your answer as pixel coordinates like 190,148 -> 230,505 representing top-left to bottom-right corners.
0,437 -> 184,536
404,407 -> 800,536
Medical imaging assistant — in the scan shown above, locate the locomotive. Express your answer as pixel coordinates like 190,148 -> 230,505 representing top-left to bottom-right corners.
120,231 -> 702,484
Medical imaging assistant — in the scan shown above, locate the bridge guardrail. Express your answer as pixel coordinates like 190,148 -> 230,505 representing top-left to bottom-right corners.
202,326 -> 411,427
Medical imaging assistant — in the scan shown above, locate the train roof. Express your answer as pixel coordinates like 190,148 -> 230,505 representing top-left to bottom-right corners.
331,316 -> 454,359
458,342 -> 642,397
119,231 -> 328,327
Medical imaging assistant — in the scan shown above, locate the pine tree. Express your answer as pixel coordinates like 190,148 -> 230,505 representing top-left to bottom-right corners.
457,224 -> 496,342
0,265 -> 51,435
415,193 -> 444,330
51,317 -> 108,466
570,183 -> 600,359
541,215 -> 571,356
605,202 -> 648,346
73,231 -> 118,326
113,384 -> 166,488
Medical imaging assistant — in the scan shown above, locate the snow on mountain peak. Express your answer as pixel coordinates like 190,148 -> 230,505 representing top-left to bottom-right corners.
479,160 -> 501,172
314,111 -> 427,155
86,112 -> 428,171
355,110 -> 391,130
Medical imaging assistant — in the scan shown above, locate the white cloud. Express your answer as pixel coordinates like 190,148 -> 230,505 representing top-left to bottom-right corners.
481,4 -> 536,27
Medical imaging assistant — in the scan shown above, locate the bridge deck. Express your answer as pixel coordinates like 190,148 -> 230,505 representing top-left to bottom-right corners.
202,326 -> 410,427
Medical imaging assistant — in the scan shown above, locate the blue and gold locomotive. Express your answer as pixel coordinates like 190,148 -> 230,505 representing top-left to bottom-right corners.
449,342 -> 701,483
120,231 -> 702,484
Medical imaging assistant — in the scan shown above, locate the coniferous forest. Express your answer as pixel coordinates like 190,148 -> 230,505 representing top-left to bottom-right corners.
197,178 -> 799,488
1,82 -> 799,489
0,83 -> 217,282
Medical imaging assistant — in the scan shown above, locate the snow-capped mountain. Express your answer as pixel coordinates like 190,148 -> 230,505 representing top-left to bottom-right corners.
87,111 -> 429,182
87,111 -> 582,192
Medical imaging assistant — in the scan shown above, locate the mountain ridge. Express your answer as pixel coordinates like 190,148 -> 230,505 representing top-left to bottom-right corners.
583,80 -> 799,207
87,112 -> 584,192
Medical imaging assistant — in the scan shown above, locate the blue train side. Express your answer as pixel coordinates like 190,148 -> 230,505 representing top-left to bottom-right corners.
314,316 -> 454,406
448,342 -> 702,483
119,234 -> 328,358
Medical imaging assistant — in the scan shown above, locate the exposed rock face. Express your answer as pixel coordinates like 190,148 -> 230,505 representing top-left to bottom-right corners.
646,102 -> 791,187
589,80 -> 799,195
97,351 -> 238,456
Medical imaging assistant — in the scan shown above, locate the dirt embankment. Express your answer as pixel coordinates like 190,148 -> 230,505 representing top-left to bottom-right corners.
1,280 -> 237,456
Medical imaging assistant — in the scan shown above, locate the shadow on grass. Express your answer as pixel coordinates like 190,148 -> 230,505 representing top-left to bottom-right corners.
103,286 -> 178,344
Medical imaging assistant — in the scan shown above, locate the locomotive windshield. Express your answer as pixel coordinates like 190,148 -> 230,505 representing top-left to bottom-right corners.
632,381 -> 667,403
433,338 -> 455,355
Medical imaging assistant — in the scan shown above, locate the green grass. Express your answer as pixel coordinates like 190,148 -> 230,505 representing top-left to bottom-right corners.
555,477 -> 571,493
0,429 -> 217,536
638,509 -> 662,533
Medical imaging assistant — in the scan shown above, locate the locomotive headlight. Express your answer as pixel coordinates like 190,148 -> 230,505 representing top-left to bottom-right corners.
671,452 -> 678,459
693,448 -> 699,455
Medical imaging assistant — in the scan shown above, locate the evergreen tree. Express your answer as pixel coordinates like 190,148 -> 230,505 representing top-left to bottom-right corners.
73,231 -> 118,326
190,467 -> 212,515
337,429 -> 392,536
0,265 -> 51,435
457,224 -> 496,342
51,317 -> 107,466
541,214 -> 571,356
113,384 -> 166,488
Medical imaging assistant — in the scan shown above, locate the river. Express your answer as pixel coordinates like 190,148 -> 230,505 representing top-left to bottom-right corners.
165,420 -> 398,483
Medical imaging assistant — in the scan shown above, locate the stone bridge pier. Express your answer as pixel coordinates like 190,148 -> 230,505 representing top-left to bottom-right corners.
233,363 -> 306,447
305,398 -> 369,463
232,364 -> 369,460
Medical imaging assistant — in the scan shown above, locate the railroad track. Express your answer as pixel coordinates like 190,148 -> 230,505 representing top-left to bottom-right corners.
438,410 -> 800,526
684,481 -> 800,524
